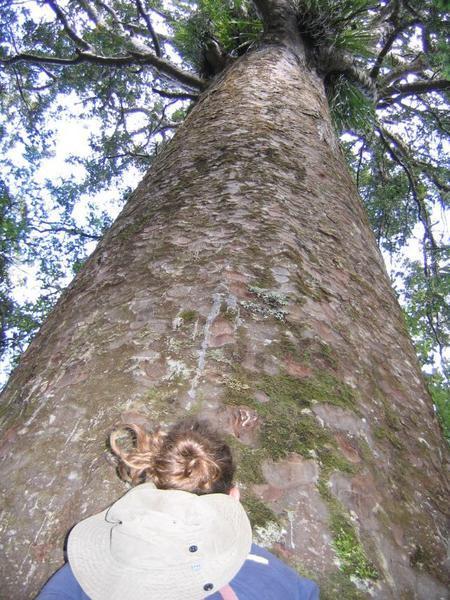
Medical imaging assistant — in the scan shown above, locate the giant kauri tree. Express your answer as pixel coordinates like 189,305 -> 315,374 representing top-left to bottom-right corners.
0,1 -> 448,599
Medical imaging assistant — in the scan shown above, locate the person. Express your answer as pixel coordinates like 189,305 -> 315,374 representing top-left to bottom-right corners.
36,419 -> 319,599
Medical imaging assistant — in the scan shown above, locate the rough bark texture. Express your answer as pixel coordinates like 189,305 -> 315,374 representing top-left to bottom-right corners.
0,42 -> 448,599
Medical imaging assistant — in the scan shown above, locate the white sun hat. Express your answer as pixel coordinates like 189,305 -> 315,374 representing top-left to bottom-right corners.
67,482 -> 252,600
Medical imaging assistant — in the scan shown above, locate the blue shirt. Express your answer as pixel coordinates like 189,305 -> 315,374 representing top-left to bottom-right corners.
36,544 -> 319,599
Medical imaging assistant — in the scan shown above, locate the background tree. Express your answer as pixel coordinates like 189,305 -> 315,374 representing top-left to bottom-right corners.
0,1 -> 448,598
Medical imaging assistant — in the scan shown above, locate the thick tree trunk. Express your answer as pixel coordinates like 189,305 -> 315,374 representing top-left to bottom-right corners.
0,41 -> 448,599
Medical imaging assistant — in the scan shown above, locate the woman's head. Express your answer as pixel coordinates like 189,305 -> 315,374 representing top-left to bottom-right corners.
110,419 -> 235,495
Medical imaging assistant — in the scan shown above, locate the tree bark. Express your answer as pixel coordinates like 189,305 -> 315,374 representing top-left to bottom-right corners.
0,40 -> 448,599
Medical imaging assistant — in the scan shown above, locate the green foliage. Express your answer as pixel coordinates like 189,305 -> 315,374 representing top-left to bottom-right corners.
401,257 -> 449,374
295,0 -> 376,56
0,180 -> 26,355
427,374 -> 450,444
343,100 -> 449,372
424,0 -> 450,79
351,141 -> 415,250
172,0 -> 262,72
327,74 -> 375,133
5,297 -> 54,364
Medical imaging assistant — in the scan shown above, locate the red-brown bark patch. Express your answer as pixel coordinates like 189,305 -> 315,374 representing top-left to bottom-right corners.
224,270 -> 248,284
252,483 -> 284,503
262,453 -> 319,488
0,425 -> 19,458
283,357 -> 313,378
254,390 -> 270,403
119,411 -> 151,428
31,543 -> 53,563
142,359 -> 167,381
334,433 -> 362,463
209,316 -> 235,347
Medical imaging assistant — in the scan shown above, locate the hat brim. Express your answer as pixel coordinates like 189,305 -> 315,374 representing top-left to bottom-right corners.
67,494 -> 252,600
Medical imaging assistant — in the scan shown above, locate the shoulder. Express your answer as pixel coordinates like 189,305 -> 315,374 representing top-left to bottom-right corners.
35,563 -> 90,600
229,544 -> 319,600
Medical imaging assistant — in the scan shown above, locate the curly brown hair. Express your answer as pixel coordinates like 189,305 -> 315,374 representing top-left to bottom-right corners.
109,419 -> 235,495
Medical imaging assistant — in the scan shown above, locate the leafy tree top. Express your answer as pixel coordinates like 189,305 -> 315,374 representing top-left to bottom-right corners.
0,0 -> 448,383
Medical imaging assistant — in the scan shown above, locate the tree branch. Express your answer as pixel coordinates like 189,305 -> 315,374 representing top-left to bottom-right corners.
1,51 -> 206,91
152,87 -> 198,101
12,68 -> 40,136
37,64 -> 58,81
29,224 -> 102,240
378,79 -> 450,107
44,0 -> 93,52
91,0 -> 117,21
355,138 -> 366,192
378,126 -> 439,272
402,0 -> 422,21
388,79 -> 450,96
89,0 -> 159,56
415,161 -> 450,193
105,151 -> 152,160
398,97 -> 450,136
370,19 -> 420,80
76,0 -> 103,26
378,56 -> 426,88
134,0 -> 161,57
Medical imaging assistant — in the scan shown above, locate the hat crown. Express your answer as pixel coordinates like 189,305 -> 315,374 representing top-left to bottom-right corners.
107,495 -> 217,569
68,483 -> 252,600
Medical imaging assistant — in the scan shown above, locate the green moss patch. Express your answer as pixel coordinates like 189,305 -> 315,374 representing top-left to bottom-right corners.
371,393 -> 405,450
219,302 -> 239,322
294,272 -> 331,302
143,382 -> 190,421
207,347 -> 233,365
373,425 -> 404,450
284,337 -> 339,371
409,544 -> 435,572
179,309 -> 198,323
226,435 -> 267,485
224,371 -> 356,473
241,494 -> 280,529
318,480 -> 379,582
222,367 -> 378,586
260,371 -> 357,412
318,571 -> 368,600
331,515 -> 379,580
251,267 -> 277,289
278,332 -> 299,356
315,340 -> 339,370
117,214 -> 149,241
